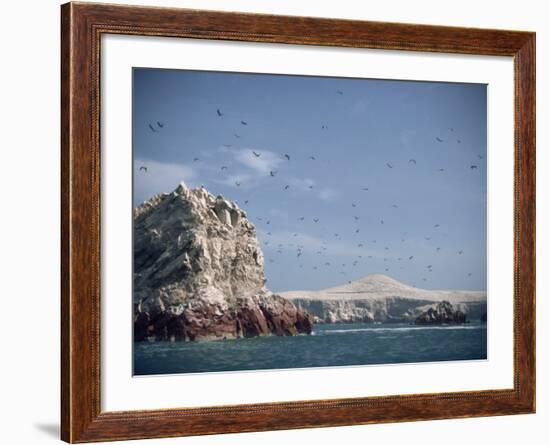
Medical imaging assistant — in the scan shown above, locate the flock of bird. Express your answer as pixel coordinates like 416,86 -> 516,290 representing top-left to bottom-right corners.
140,88 -> 485,288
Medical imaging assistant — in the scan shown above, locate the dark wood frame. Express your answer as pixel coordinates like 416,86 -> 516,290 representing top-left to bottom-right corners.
61,2 -> 536,442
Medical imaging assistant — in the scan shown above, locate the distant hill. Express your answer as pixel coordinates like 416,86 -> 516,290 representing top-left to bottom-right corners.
281,274 -> 486,324
281,274 -> 486,303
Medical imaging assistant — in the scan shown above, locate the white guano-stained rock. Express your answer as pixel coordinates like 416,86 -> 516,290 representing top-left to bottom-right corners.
133,183 -> 312,342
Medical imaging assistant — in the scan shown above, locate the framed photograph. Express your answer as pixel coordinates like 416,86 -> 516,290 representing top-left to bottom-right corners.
61,2 -> 535,442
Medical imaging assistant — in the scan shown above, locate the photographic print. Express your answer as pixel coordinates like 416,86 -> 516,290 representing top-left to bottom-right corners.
132,68 -> 487,376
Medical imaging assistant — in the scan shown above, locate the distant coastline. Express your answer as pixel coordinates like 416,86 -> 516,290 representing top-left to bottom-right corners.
282,274 -> 486,325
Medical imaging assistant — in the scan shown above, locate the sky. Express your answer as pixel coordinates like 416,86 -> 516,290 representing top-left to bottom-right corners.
133,68 -> 487,293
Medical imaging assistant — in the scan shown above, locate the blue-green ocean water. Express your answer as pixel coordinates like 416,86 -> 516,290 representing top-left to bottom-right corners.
134,322 -> 487,376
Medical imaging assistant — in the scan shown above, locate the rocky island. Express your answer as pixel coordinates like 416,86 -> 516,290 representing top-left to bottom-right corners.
133,183 -> 313,342
282,274 -> 486,325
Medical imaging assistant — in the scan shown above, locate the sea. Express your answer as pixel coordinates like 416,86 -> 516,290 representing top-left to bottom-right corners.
133,321 -> 487,376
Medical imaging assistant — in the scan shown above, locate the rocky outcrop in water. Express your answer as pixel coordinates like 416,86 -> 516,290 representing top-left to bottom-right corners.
133,183 -> 312,342
414,301 -> 467,325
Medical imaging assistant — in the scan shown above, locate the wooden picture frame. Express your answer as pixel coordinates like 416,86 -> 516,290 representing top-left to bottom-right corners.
61,2 -> 535,442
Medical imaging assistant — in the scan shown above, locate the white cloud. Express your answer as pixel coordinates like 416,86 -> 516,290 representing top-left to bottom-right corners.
288,177 -> 316,191
134,158 -> 196,205
257,229 -> 386,258
215,172 -> 253,188
286,178 -> 337,202
318,188 -> 338,201
209,146 -> 336,201
228,147 -> 283,176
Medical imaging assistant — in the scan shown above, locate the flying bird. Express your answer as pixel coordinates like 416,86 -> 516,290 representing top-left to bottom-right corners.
438,168 -> 445,172
216,109 -> 223,117
284,154 -> 290,161
193,157 -> 200,162
409,256 -> 414,260
409,159 -> 417,164
269,170 -> 277,177
298,216 -> 305,221
361,187 -> 369,191
470,165 -> 478,170
221,166 -> 228,170
241,121 -> 248,125
157,121 -> 164,128
139,166 -> 147,172
148,124 -> 157,133
380,219 -> 384,224
313,218 -> 319,223
436,137 -> 443,143
284,185 -> 290,190
321,125 -> 328,130
309,156 -> 316,160
434,224 -> 440,228
436,247 -> 441,251
478,155 -> 484,159
458,250 -> 464,255
235,181 -> 241,187
457,139 -> 462,144
392,204 -> 399,208
252,151 -> 261,157
351,203 -> 357,208
234,133 -> 240,138
386,163 -> 393,169
336,90 -> 343,95
223,144 -> 232,148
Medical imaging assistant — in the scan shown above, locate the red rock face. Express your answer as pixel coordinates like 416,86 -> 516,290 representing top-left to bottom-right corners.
134,294 -> 313,342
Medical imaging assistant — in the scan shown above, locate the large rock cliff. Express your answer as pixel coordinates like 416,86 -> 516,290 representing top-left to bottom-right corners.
133,183 -> 312,342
